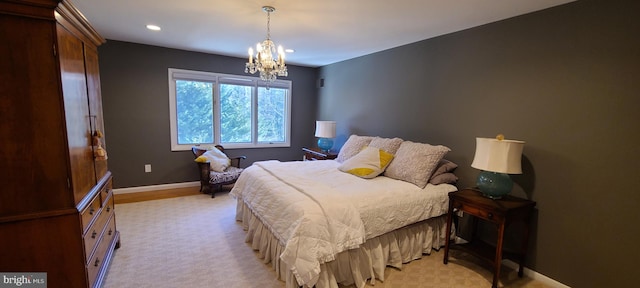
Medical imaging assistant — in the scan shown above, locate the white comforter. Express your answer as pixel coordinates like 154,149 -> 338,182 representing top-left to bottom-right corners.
229,160 -> 456,287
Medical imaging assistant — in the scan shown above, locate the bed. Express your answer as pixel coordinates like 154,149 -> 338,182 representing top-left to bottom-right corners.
230,136 -> 458,288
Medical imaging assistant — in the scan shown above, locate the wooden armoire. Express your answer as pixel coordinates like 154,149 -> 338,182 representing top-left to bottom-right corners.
0,0 -> 120,287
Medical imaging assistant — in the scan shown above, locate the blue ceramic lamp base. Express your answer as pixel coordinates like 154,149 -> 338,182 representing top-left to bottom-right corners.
476,171 -> 513,199
317,138 -> 333,153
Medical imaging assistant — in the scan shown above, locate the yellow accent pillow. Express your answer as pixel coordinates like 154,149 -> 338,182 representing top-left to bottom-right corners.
338,146 -> 394,179
194,155 -> 208,163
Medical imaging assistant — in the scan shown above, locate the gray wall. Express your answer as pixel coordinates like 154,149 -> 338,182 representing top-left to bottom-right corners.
98,41 -> 319,188
318,0 -> 639,287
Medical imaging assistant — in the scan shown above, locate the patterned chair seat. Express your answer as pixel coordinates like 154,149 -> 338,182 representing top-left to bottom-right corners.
209,166 -> 244,184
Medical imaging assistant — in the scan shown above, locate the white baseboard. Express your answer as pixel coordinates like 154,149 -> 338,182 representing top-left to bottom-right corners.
503,260 -> 571,288
113,181 -> 200,194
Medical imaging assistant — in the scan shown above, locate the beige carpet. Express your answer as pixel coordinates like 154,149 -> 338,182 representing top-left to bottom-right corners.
103,192 -> 549,288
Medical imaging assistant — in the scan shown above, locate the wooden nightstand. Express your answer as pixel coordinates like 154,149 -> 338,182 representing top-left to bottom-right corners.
302,147 -> 337,161
443,188 -> 536,288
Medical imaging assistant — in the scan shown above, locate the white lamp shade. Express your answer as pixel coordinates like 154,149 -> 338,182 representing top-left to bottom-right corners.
471,137 -> 525,174
315,121 -> 336,138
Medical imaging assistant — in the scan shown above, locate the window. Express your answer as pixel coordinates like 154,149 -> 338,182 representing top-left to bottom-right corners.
168,68 -> 291,151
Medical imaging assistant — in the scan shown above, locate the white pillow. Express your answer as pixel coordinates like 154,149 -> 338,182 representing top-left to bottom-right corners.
202,148 -> 231,172
338,146 -> 394,179
384,141 -> 450,188
368,137 -> 403,154
336,135 -> 374,163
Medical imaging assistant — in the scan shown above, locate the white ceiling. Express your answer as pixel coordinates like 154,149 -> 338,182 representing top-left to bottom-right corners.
72,0 -> 575,68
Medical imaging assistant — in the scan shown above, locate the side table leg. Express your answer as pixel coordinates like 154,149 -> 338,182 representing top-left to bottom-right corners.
443,201 -> 454,264
493,222 -> 506,288
519,209 -> 533,277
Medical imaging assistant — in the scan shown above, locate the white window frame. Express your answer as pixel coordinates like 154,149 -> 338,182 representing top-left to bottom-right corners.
168,68 -> 292,151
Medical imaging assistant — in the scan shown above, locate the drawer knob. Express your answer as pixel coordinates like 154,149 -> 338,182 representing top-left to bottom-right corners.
91,231 -> 97,239
94,258 -> 100,267
487,213 -> 493,219
89,207 -> 95,215
106,206 -> 111,212
108,229 -> 113,236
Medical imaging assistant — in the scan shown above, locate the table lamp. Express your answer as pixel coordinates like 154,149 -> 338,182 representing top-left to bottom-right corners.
471,135 -> 525,199
315,121 -> 336,153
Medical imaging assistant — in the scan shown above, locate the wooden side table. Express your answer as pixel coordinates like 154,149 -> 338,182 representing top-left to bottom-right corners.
302,147 -> 337,161
443,188 -> 536,288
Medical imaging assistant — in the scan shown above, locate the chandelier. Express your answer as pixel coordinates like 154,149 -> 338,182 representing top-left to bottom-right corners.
245,6 -> 288,83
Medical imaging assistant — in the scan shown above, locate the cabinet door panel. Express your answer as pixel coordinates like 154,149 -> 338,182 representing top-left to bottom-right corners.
0,15 -> 72,215
84,45 -> 108,181
57,23 -> 96,204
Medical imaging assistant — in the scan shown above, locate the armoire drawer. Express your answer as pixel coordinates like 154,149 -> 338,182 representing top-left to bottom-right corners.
100,177 -> 113,206
83,191 -> 115,263
102,192 -> 115,220
80,192 -> 102,234
86,213 -> 116,286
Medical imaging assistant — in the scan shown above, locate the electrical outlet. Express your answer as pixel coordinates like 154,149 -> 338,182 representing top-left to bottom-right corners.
144,164 -> 152,173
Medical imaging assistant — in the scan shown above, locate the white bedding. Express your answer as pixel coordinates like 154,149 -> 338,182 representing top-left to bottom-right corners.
229,160 -> 456,287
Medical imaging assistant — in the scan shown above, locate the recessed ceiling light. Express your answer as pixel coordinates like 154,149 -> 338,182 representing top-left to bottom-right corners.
285,49 -> 294,53
146,24 -> 161,31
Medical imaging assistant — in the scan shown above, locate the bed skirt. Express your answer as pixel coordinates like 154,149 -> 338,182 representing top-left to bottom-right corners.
235,199 -> 451,288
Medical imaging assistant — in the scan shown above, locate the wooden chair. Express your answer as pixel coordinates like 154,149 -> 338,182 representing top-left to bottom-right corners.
192,145 -> 246,198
